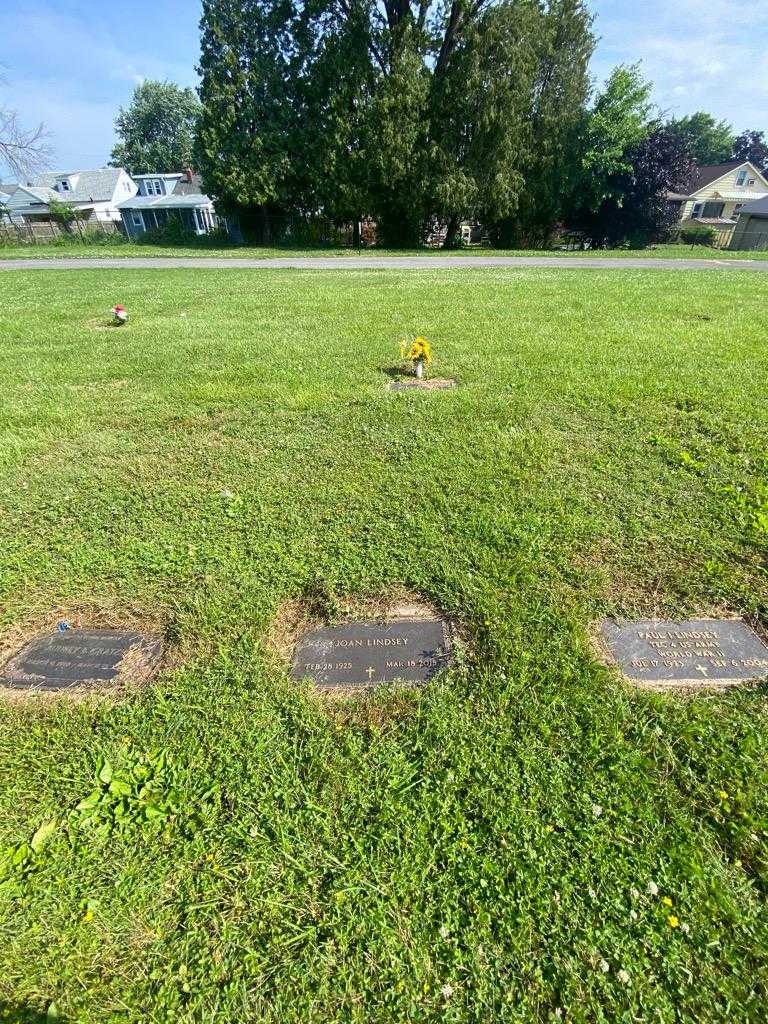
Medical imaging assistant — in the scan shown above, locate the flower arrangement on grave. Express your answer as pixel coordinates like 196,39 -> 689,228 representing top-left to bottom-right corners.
400,335 -> 432,379
111,304 -> 128,325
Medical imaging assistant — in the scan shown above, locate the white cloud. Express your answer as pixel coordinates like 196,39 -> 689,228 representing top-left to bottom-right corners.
1,1 -> 200,173
589,0 -> 768,129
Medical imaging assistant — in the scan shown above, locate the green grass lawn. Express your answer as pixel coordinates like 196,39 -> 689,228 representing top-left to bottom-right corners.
1,239 -> 768,260
1,267 -> 767,1023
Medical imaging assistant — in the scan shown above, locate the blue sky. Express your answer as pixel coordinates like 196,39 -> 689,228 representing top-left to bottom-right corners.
2,0 -> 767,176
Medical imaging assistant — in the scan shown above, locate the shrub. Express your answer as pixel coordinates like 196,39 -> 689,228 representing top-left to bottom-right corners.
679,222 -> 718,247
137,217 -> 231,248
50,226 -> 128,247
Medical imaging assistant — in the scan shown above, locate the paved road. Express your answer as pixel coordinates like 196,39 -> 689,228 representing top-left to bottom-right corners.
1,255 -> 767,271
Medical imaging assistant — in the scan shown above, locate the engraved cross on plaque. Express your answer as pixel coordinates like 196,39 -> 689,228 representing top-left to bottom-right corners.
365,666 -> 375,681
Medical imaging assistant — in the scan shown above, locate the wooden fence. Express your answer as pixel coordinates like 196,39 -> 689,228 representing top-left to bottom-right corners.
0,219 -> 122,245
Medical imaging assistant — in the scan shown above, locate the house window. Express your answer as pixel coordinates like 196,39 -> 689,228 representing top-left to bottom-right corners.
131,212 -> 144,229
144,179 -> 163,196
58,179 -> 70,192
702,201 -> 725,218
691,202 -> 703,218
736,169 -> 748,186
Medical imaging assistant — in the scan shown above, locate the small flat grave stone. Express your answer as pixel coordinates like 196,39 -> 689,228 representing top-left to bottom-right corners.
291,617 -> 452,689
599,618 -> 768,690
0,628 -> 163,691
389,378 -> 456,392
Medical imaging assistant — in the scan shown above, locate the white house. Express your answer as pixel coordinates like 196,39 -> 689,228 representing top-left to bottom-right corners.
4,168 -> 137,224
673,161 -> 768,235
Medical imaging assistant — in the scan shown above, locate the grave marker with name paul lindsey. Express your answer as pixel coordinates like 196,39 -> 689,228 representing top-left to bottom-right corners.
0,628 -> 163,691
599,618 -> 768,690
291,617 -> 453,689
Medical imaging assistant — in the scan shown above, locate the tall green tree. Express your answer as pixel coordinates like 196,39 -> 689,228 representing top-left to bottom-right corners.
428,4 -> 532,248
575,64 -> 654,215
570,125 -> 694,247
491,0 -> 594,248
110,80 -> 201,174
666,112 -> 734,165
196,0 -> 300,238
291,0 -> 377,237
731,130 -> 768,171
196,0 -> 595,247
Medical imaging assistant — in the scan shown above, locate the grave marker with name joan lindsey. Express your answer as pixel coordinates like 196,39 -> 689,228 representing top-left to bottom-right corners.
600,618 -> 768,690
291,617 -> 452,688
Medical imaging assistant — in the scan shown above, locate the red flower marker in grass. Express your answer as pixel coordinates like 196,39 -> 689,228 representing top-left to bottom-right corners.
111,304 -> 128,325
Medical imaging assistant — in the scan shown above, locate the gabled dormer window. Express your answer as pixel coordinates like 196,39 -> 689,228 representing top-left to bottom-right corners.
57,179 -> 71,192
145,179 -> 163,196
736,169 -> 748,186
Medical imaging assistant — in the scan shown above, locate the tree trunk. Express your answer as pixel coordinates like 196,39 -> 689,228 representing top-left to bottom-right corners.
353,219 -> 361,249
442,214 -> 461,249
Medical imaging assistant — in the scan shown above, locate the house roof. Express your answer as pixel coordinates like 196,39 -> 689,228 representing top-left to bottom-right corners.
29,167 -> 124,203
686,160 -> 768,197
13,185 -> 58,205
117,193 -> 213,210
738,195 -> 768,217
689,161 -> 745,191
173,173 -> 206,196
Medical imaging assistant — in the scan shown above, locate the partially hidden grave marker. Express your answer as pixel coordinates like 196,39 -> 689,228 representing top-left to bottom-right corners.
291,617 -> 452,689
0,628 -> 163,691
389,378 -> 456,392
599,618 -> 768,690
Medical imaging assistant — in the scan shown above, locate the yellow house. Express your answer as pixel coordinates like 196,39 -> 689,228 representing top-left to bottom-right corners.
675,161 -> 768,239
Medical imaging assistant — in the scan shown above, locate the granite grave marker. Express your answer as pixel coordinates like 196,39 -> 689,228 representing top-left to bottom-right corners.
291,617 -> 452,688
600,618 -> 768,690
0,628 -> 163,691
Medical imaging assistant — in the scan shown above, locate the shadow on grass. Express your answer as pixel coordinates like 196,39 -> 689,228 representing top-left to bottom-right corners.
380,365 -> 413,380
0,1005 -> 67,1023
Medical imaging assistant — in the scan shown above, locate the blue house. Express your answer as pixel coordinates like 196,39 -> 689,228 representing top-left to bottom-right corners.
117,171 -> 219,237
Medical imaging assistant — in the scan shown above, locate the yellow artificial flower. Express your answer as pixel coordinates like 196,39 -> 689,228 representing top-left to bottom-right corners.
662,896 -> 673,907
667,914 -> 679,928
83,909 -> 94,923
403,336 -> 433,364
